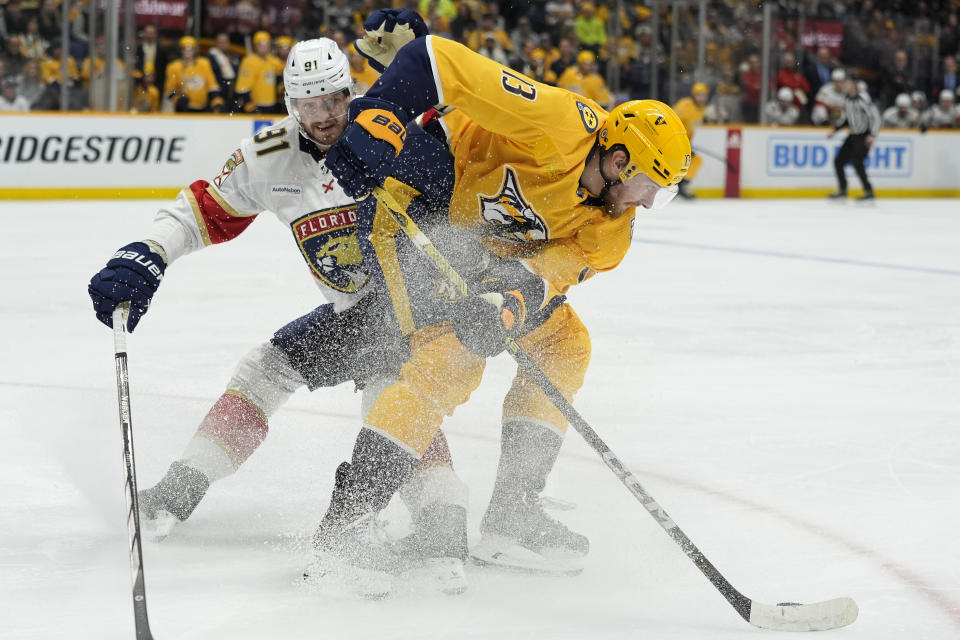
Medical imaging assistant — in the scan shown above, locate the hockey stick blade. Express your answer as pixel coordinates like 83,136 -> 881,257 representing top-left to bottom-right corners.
747,597 -> 858,632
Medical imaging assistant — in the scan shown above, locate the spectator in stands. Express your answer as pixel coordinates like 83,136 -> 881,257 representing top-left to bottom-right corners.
765,86 -> 801,125
624,24 -> 664,100
326,0 -> 356,34
16,58 -> 47,108
556,49 -> 611,107
776,52 -> 811,113
527,47 -> 557,85
132,62 -> 160,113
933,55 -> 959,99
925,89 -> 958,129
20,17 -> 46,60
544,0 -> 575,41
37,0 -> 61,43
477,30 -> 510,66
879,49 -> 914,109
812,68 -> 847,126
739,52 -> 762,123
573,2 -> 606,54
673,82 -> 709,199
235,30 -> 284,114
450,3 -> 476,42
705,66 -> 742,123
805,45 -> 836,99
208,32 -> 239,106
82,35 -> 127,110
510,16 -> 538,51
5,35 -> 28,76
4,1 -> 29,40
135,25 -> 168,91
165,35 -> 223,113
467,14 -> 512,54
0,77 -> 29,111
420,0 -> 456,22
347,42 -> 378,95
549,37 -> 577,78
39,39 -> 80,109
882,92 -> 920,128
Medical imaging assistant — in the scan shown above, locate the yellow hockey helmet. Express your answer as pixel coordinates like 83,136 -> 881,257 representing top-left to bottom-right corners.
598,99 -> 691,188
178,35 -> 197,50
253,31 -> 272,46
577,50 -> 596,64
692,82 -> 709,96
276,35 -> 294,49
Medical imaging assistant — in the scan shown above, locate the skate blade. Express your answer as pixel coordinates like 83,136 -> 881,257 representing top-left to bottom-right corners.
302,554 -> 393,600
470,535 -> 583,577
397,557 -> 467,596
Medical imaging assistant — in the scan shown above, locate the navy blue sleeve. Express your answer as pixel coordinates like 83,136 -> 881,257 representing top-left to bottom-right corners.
365,37 -> 441,122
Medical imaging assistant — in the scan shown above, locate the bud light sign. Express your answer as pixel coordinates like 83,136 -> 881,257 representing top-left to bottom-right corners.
766,135 -> 912,178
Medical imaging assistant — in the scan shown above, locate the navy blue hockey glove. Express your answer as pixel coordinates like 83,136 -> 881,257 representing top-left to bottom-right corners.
451,260 -> 549,358
325,96 -> 408,199
88,242 -> 166,332
355,8 -> 430,72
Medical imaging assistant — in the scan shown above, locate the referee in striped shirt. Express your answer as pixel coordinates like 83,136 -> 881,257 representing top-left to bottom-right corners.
827,76 -> 881,200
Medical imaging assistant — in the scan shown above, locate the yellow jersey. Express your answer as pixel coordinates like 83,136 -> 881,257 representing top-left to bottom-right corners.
425,37 -> 634,297
350,61 -> 380,96
672,96 -> 707,140
556,66 -> 612,108
41,56 -> 80,84
235,53 -> 284,108
164,57 -> 219,110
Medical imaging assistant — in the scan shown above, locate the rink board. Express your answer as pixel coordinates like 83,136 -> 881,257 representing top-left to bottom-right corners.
0,112 -> 957,199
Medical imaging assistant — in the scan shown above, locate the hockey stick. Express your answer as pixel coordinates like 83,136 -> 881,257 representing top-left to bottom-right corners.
112,305 -> 156,640
372,186 -> 858,632
692,145 -> 736,173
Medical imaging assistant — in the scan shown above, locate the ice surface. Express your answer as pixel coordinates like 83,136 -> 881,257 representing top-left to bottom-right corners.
1,198 -> 958,639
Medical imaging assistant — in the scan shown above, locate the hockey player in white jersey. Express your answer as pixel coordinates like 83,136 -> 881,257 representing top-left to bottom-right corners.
924,89 -> 959,129
811,68 -> 846,126
764,86 -> 801,125
882,93 -> 921,128
88,38 -> 468,598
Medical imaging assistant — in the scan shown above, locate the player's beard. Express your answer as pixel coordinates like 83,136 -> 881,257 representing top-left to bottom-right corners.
307,115 -> 347,148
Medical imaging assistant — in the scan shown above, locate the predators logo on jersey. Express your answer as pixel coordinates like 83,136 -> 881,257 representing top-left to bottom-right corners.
214,150 -> 244,188
478,166 -> 548,241
292,206 -> 370,293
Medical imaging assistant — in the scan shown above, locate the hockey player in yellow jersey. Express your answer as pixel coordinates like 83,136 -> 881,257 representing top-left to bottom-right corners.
235,31 -> 285,114
315,9 -> 691,575
672,82 -> 709,198
164,36 -> 224,112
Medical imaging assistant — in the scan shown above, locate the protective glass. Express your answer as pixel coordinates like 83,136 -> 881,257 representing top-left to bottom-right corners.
288,90 -> 350,123
621,173 -> 679,210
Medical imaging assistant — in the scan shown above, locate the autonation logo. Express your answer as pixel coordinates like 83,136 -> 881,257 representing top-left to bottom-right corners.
766,135 -> 913,178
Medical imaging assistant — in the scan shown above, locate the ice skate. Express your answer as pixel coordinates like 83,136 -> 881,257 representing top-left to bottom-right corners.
137,461 -> 210,540
471,420 -> 589,576
395,503 -> 469,595
473,495 -> 588,576
304,512 -> 407,600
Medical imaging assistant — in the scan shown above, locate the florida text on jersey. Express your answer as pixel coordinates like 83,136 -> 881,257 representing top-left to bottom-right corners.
144,115 -> 369,310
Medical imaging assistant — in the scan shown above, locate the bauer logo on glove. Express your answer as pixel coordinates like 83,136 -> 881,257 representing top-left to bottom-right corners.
355,109 -> 406,155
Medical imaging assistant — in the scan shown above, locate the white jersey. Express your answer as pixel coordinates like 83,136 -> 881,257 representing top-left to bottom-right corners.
811,83 -> 845,125
924,104 -> 958,129
764,100 -> 800,126
882,106 -> 920,129
146,115 -> 368,311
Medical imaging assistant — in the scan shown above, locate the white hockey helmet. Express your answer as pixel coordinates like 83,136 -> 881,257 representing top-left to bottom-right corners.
939,88 -> 955,103
777,86 -> 793,102
895,93 -> 911,108
283,38 -> 353,141
831,68 -> 846,82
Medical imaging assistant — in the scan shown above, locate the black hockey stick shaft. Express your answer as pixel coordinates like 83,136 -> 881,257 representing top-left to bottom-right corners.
112,305 -> 155,640
692,145 -> 736,173
372,186 -> 754,620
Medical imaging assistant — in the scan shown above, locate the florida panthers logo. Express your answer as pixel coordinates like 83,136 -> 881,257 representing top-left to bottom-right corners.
478,166 -> 548,241
292,206 -> 370,293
